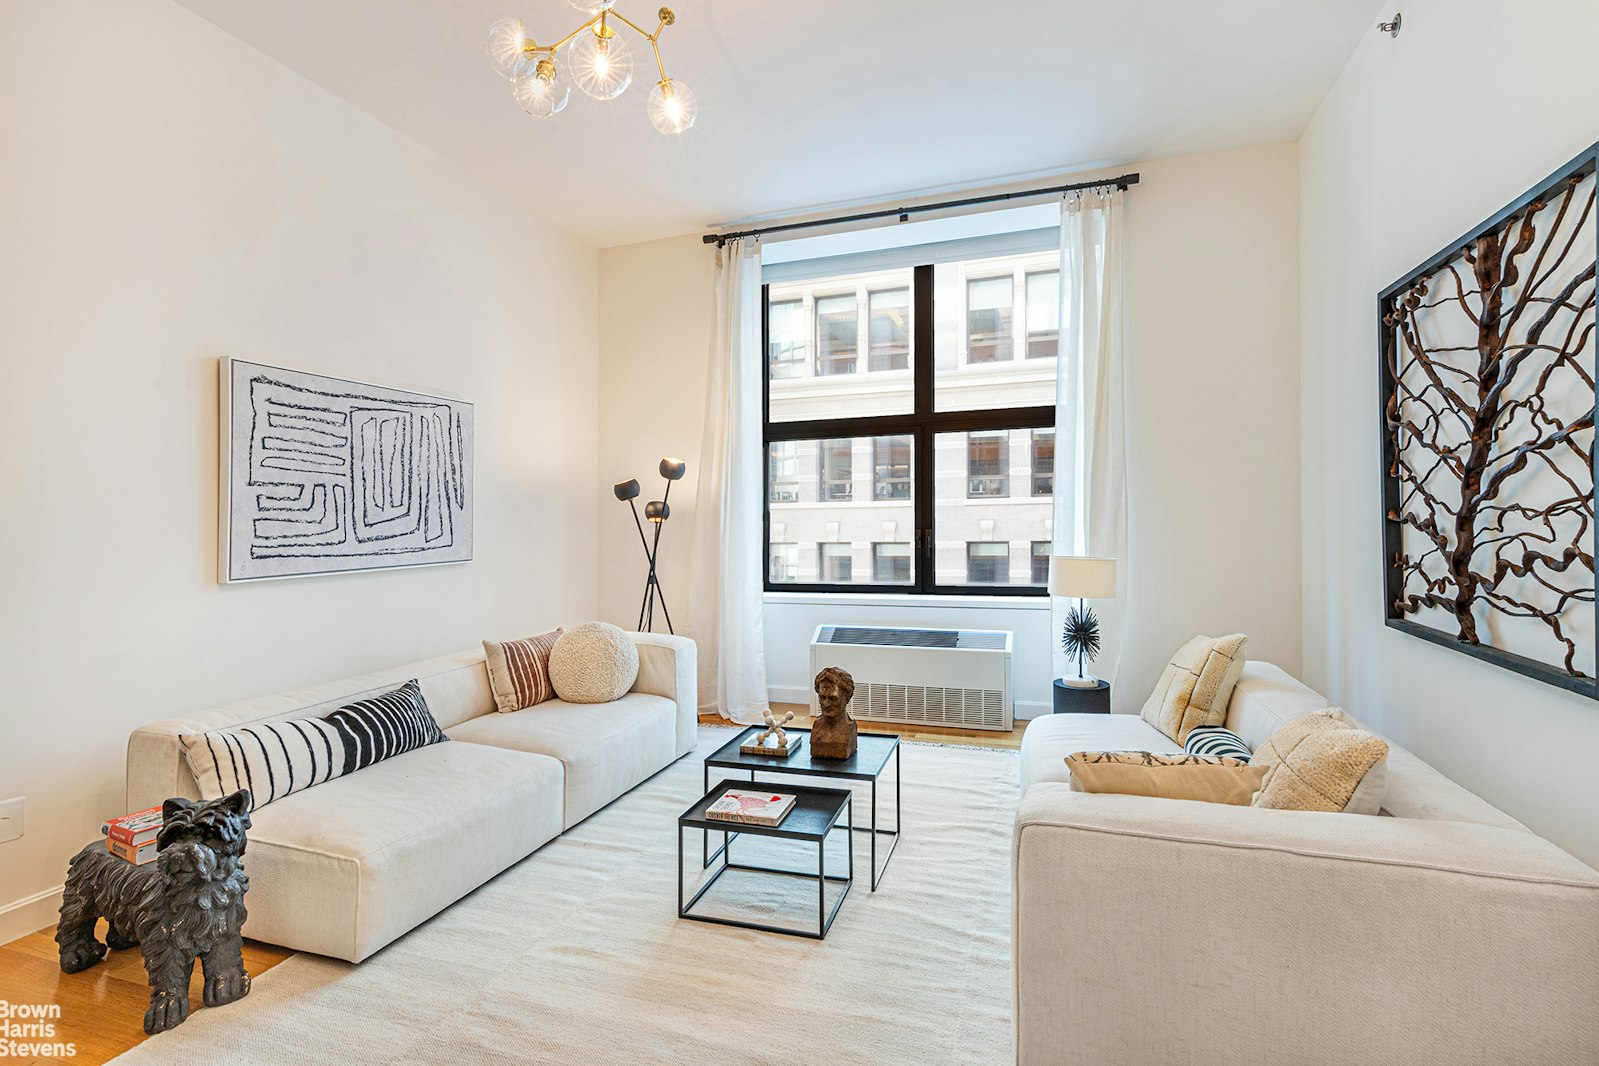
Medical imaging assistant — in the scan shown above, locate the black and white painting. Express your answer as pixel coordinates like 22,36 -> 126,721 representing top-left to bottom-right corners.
220,359 -> 473,582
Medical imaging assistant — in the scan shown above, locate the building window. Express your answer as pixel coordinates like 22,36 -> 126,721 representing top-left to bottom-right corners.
815,294 -> 858,376
769,441 -> 800,503
1031,541 -> 1051,585
867,288 -> 911,371
819,542 -> 853,582
966,542 -> 1010,584
966,276 -> 1014,363
873,435 -> 912,500
763,254 -> 1055,596
1031,429 -> 1054,497
820,439 -> 853,500
1025,270 -> 1060,359
770,543 -> 798,583
872,542 -> 912,583
768,298 -> 807,378
967,431 -> 1009,498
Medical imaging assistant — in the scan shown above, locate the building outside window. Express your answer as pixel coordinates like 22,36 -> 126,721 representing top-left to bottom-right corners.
770,543 -> 798,583
768,298 -> 807,378
967,542 -> 1010,584
815,294 -> 858,376
967,431 -> 1009,498
1025,271 -> 1060,359
819,542 -> 853,582
872,542 -> 912,583
769,440 -> 800,502
1031,429 -> 1054,496
873,435 -> 912,500
820,438 -> 853,500
867,288 -> 911,371
966,276 -> 1014,363
1031,541 -> 1051,584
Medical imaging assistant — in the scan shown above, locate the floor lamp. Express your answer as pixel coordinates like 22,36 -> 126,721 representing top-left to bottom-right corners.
614,458 -> 686,634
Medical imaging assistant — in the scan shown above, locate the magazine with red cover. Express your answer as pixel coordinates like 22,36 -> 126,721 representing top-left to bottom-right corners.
705,788 -> 797,827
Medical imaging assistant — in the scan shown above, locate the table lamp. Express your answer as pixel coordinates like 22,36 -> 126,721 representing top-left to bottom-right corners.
1048,556 -> 1117,689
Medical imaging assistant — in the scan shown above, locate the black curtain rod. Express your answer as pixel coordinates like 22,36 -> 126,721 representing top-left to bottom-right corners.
701,173 -> 1140,246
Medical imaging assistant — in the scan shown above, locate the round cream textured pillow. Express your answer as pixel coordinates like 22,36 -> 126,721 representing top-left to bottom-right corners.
548,622 -> 640,704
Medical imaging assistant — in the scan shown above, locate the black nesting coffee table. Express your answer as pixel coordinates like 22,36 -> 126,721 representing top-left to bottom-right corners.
678,778 -> 854,939
704,726 -> 901,890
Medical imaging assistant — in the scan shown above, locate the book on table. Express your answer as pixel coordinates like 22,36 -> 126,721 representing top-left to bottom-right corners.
106,838 -> 159,865
706,788 -> 797,827
103,806 -> 164,864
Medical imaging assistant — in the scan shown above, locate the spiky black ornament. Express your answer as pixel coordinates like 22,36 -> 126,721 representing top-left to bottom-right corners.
1061,604 -> 1102,679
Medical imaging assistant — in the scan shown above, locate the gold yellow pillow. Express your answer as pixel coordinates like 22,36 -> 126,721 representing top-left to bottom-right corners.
1139,634 -> 1248,743
1066,751 -> 1268,806
1252,709 -> 1388,814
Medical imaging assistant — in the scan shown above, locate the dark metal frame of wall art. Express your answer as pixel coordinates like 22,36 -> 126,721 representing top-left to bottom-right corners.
1379,141 -> 1599,698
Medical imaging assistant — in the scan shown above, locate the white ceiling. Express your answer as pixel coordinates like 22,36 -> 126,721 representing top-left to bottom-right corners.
175,0 -> 1377,248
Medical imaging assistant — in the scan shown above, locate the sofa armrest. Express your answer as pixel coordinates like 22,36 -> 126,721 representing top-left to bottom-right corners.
629,633 -> 698,758
1012,783 -> 1599,1066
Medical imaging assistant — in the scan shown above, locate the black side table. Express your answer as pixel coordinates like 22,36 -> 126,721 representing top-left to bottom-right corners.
1053,679 -> 1111,714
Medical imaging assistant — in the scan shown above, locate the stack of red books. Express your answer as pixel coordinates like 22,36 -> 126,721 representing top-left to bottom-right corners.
101,807 -> 163,865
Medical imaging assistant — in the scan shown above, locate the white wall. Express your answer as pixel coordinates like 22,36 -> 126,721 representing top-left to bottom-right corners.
597,142 -> 1303,718
0,1 -> 600,941
1300,0 -> 1599,866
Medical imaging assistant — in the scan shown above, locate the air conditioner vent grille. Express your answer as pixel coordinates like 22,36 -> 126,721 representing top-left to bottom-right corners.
848,683 -> 1007,730
819,626 -> 1007,651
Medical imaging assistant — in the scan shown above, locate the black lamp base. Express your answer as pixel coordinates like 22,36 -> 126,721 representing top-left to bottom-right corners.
1052,678 -> 1110,714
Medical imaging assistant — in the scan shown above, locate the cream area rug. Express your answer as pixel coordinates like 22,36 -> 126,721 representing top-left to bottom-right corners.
113,727 -> 1019,1065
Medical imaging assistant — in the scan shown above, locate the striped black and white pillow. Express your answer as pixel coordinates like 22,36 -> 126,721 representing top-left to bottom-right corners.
1184,725 -> 1252,763
181,680 -> 447,810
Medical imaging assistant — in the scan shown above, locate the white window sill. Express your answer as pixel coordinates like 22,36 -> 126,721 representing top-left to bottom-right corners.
762,591 -> 1050,611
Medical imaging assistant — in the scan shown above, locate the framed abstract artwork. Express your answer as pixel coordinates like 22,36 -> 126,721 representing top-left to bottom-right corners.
1379,142 -> 1598,697
219,358 -> 474,582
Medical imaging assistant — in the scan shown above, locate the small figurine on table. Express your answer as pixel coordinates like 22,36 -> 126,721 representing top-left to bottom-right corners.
810,666 -> 858,760
740,708 -> 800,757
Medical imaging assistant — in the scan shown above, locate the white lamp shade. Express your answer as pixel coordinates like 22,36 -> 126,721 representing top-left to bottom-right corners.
1048,555 -> 1117,599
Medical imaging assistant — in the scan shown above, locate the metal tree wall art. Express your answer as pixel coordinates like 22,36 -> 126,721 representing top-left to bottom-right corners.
1380,143 -> 1599,697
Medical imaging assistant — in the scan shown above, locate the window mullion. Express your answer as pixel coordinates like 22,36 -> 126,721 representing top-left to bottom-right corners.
912,264 -> 934,593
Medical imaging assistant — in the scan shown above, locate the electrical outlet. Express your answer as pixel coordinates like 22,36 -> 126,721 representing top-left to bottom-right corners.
0,797 -> 23,843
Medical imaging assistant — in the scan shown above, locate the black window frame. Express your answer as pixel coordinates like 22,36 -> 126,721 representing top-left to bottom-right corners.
763,264 -> 1053,597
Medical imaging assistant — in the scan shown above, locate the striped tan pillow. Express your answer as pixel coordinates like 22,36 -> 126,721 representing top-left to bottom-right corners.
483,630 -> 563,713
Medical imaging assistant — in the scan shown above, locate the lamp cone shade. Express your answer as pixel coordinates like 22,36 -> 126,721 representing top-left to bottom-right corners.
1048,556 -> 1117,599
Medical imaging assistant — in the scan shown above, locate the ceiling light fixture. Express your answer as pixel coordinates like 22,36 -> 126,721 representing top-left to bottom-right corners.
486,5 -> 695,133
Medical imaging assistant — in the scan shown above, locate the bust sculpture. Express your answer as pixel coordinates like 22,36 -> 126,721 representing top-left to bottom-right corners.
810,666 -> 858,760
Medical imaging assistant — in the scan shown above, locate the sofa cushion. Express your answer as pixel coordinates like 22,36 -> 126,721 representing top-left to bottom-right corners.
1066,751 -> 1268,805
483,630 -> 563,713
1253,710 -> 1389,814
1223,661 -> 1333,751
549,622 -> 640,705
1021,713 -> 1182,793
240,740 -> 564,962
1141,634 -> 1248,743
1184,726 -> 1252,763
448,693 -> 676,828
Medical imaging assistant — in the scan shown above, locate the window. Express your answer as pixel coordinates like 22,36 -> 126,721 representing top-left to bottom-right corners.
872,542 -> 912,583
1031,429 -> 1054,496
1025,271 -> 1060,359
763,254 -> 1054,596
768,299 -> 807,378
1031,541 -> 1051,585
819,439 -> 853,500
769,440 -> 800,503
967,431 -> 1009,498
868,288 -> 911,371
815,294 -> 858,376
770,543 -> 798,583
873,435 -> 912,500
967,542 -> 1010,584
819,543 -> 853,582
966,276 -> 1014,363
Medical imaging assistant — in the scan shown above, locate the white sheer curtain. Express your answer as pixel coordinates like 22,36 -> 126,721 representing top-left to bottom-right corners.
1052,187 -> 1130,696
689,238 -> 771,722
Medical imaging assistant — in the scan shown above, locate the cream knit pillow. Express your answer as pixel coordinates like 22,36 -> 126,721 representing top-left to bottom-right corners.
548,622 -> 640,704
1252,709 -> 1389,814
1140,634 -> 1248,743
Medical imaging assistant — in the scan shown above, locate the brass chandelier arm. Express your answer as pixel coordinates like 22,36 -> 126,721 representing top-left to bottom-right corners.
521,5 -> 675,83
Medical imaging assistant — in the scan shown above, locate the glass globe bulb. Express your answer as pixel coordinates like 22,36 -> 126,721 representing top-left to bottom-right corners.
647,79 -> 697,134
512,56 -> 570,118
486,18 -> 528,80
571,28 -> 633,100
568,0 -> 616,11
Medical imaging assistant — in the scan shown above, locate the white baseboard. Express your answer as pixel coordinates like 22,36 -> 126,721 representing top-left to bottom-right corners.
1015,700 -> 1050,721
767,688 -> 1050,724
0,884 -> 62,946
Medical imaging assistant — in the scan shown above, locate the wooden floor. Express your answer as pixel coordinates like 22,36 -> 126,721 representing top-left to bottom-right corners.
0,716 -> 1020,1064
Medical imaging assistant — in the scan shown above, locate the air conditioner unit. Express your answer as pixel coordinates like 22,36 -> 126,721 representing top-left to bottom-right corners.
808,625 -> 1013,731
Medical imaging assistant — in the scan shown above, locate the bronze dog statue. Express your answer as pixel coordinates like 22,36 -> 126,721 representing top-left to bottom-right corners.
57,791 -> 253,1034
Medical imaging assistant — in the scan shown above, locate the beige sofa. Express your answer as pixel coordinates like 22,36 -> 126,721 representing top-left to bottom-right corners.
126,633 -> 696,963
1013,662 -> 1599,1066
